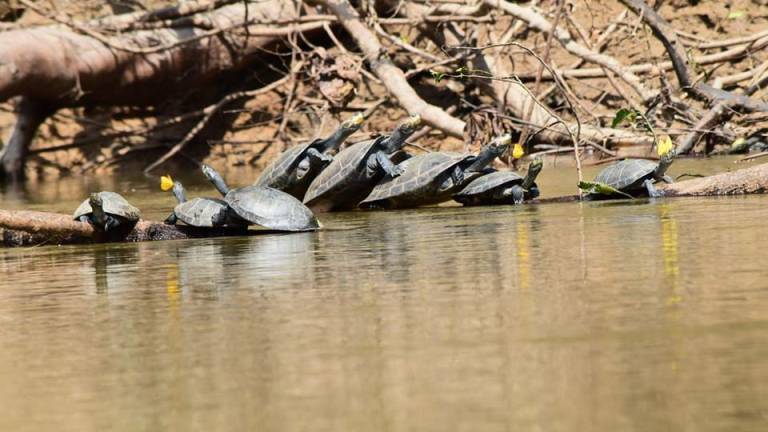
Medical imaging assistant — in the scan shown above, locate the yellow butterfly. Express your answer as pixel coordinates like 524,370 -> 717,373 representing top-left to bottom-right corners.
160,175 -> 174,191
657,135 -> 674,157
512,143 -> 525,159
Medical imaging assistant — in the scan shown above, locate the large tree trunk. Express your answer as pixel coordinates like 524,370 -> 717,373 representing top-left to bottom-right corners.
0,0 -> 311,179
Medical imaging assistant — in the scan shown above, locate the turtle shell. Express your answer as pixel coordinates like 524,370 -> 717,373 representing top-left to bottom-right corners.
174,197 -> 235,227
453,171 -> 539,206
455,171 -> 524,196
253,140 -> 321,199
73,191 -> 141,221
360,152 -> 474,209
594,159 -> 657,191
303,137 -> 387,211
225,185 -> 319,232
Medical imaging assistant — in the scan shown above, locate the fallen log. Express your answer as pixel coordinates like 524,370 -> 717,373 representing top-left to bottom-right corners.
0,0 -> 314,179
3,162 -> 767,247
0,210 -> 251,247
537,161 -> 768,203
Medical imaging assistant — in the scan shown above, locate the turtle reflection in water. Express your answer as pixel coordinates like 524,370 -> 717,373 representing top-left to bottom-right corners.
579,136 -> 675,199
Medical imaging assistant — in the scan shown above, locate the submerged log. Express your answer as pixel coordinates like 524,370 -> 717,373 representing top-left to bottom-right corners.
0,210 -> 250,247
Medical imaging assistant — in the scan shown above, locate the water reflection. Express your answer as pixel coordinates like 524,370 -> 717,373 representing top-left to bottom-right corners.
1,169 -> 768,431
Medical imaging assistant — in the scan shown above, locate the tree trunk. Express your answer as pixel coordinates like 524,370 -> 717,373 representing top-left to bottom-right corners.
0,0 -> 314,179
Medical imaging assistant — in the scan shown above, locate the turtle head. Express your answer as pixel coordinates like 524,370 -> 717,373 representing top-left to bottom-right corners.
401,114 -> 422,132
522,158 -> 544,190
88,193 -> 108,231
201,164 -> 229,196
466,134 -> 511,173
89,192 -> 103,209
340,112 -> 365,131
322,113 -> 366,152
384,115 -> 422,152
487,134 -> 512,157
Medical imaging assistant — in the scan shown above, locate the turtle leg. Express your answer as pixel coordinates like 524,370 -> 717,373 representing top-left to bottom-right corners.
450,166 -> 464,187
372,152 -> 404,178
306,147 -> 333,163
509,185 -> 525,204
78,215 -> 90,224
164,212 -> 178,225
662,174 -> 674,184
644,179 -> 664,198
104,215 -> 120,232
296,156 -> 311,180
528,185 -> 540,200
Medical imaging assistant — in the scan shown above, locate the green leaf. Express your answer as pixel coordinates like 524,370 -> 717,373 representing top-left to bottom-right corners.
727,10 -> 746,19
430,70 -> 445,83
611,108 -> 636,128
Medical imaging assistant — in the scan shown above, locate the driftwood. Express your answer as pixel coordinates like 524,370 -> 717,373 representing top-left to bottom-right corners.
537,161 -> 768,204
0,210 -> 251,247
2,162 -> 767,247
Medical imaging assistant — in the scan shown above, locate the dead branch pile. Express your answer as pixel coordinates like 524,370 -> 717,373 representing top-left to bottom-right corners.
1,0 -> 768,183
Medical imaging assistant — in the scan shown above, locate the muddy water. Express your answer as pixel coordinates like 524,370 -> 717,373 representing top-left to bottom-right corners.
1,158 -> 768,431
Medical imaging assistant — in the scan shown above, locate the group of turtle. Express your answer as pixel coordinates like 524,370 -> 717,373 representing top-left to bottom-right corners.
71,113 -> 676,237
258,114 -> 545,212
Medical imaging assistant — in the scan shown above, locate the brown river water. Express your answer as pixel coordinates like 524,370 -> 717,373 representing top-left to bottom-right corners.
1,157 -> 767,431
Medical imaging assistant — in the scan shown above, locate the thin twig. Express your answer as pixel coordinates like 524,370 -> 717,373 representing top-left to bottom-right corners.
143,75 -> 290,173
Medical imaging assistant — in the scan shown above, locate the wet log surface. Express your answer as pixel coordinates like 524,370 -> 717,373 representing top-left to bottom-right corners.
0,210 -> 251,247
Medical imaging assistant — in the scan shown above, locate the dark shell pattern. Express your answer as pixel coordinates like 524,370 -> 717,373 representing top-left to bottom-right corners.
73,191 -> 141,221
456,171 -> 524,197
174,197 -> 233,227
361,152 -> 471,208
254,141 -> 314,190
226,185 -> 319,232
303,137 -> 384,209
594,159 -> 658,191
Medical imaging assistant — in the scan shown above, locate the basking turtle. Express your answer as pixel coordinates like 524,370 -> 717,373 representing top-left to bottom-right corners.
454,159 -> 544,206
303,115 -> 422,212
360,134 -> 511,209
253,113 -> 365,199
202,164 -> 320,232
579,136 -> 675,199
73,191 -> 141,233
160,175 -> 245,227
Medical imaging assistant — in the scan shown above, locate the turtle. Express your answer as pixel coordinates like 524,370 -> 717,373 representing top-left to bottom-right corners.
360,134 -> 512,210
578,137 -> 675,199
303,115 -> 422,212
454,158 -> 544,206
73,191 -> 141,233
161,176 -> 246,227
202,164 -> 320,232
253,113 -> 365,199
